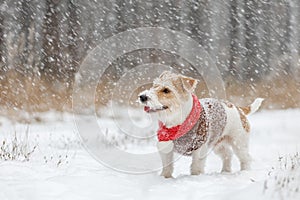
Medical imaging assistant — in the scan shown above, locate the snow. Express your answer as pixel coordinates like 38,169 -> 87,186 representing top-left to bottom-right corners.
0,109 -> 300,200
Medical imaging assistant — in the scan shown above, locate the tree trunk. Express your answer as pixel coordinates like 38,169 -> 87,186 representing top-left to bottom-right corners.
19,0 -> 34,73
41,0 -> 62,82
229,0 -> 239,76
0,11 -> 4,68
243,0 -> 260,80
65,0 -> 81,86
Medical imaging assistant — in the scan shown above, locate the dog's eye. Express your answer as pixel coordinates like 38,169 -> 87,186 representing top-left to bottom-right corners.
162,88 -> 170,94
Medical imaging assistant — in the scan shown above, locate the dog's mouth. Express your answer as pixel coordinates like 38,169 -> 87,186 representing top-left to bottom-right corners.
144,105 -> 168,113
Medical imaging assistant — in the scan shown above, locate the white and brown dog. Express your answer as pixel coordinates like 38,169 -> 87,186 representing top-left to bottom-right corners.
139,71 -> 263,178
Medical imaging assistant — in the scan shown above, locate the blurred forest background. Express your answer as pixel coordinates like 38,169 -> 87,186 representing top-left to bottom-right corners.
0,0 -> 300,117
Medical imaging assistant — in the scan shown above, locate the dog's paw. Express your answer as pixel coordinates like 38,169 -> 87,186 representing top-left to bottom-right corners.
241,165 -> 251,171
240,161 -> 251,171
191,171 -> 202,175
160,171 -> 173,178
191,171 -> 200,176
190,163 -> 204,175
221,169 -> 232,174
221,167 -> 232,173
190,168 -> 203,175
161,174 -> 173,178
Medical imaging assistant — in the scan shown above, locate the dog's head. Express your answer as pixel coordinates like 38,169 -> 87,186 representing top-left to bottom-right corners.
139,71 -> 198,125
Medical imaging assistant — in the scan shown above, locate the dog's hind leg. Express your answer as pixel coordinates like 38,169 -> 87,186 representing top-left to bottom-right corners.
214,140 -> 233,173
230,133 -> 252,170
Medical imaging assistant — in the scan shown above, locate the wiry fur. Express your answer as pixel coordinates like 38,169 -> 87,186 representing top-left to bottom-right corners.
139,71 -> 264,178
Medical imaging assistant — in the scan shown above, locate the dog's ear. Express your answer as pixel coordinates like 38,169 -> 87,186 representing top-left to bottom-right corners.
159,71 -> 173,78
180,75 -> 198,92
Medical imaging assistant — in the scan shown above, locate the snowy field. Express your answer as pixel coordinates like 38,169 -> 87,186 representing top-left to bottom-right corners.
0,109 -> 300,200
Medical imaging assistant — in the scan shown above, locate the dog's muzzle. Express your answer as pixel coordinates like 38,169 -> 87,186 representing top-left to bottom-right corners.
139,91 -> 168,113
144,105 -> 168,113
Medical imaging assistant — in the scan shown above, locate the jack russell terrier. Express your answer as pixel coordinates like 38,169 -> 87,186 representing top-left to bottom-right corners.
139,71 -> 263,178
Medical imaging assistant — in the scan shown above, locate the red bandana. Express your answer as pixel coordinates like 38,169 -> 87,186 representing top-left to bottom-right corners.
157,94 -> 202,142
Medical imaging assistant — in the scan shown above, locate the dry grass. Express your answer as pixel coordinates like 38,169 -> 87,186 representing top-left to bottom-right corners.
226,74 -> 300,109
264,153 -> 300,199
0,126 -> 37,161
0,68 -> 299,120
0,69 -> 72,121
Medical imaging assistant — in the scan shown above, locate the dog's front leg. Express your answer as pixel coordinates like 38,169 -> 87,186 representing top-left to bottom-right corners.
157,141 -> 174,178
159,150 -> 174,178
191,145 -> 208,175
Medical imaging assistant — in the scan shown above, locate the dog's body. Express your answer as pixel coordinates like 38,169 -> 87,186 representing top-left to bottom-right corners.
139,71 -> 263,178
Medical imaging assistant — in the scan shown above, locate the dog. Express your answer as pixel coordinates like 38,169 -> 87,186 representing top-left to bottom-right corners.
139,71 -> 263,178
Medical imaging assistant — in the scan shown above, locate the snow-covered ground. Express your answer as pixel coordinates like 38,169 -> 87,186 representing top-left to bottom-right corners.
0,109 -> 300,200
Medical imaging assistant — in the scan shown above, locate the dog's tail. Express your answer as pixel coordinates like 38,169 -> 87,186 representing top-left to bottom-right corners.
239,98 -> 264,115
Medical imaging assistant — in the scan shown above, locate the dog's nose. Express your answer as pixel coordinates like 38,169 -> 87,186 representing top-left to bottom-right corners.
139,95 -> 148,103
